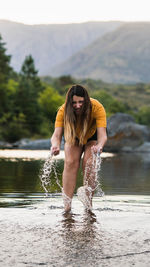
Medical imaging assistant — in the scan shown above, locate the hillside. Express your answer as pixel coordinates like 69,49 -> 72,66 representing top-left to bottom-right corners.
0,20 -> 122,75
50,22 -> 150,83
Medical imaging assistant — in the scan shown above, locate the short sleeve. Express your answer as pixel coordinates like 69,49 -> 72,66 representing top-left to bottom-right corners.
92,99 -> 107,128
55,104 -> 65,128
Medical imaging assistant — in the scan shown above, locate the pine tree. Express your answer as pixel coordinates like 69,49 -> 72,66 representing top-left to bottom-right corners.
0,34 -> 12,83
17,55 -> 44,134
0,34 -> 12,116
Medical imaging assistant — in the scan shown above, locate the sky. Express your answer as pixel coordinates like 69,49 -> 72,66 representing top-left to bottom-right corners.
0,0 -> 150,25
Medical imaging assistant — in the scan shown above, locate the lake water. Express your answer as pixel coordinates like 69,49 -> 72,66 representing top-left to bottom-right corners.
0,150 -> 150,267
0,150 -> 150,199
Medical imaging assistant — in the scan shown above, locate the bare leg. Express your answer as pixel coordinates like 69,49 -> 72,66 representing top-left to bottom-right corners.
82,141 -> 97,207
63,143 -> 83,211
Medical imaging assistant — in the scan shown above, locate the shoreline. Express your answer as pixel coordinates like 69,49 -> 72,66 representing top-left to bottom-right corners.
0,149 -> 114,160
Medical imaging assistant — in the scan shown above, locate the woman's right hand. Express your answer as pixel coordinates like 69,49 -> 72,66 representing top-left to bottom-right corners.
51,146 -> 60,156
50,127 -> 63,156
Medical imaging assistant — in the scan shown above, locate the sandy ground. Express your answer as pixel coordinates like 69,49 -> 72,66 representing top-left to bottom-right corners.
0,195 -> 150,267
0,149 -> 114,160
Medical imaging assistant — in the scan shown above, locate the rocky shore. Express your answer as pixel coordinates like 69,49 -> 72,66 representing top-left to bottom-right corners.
1,113 -> 150,152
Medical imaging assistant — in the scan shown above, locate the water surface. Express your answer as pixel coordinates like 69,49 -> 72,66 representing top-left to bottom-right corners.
0,150 -> 150,267
0,150 -> 150,198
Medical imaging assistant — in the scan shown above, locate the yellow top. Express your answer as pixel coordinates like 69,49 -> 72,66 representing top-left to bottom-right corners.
55,98 -> 107,144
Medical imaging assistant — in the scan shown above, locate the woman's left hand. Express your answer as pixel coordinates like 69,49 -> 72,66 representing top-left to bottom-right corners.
91,144 -> 103,154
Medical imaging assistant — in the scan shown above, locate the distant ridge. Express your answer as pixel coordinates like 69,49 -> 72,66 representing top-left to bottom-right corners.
50,22 -> 150,83
0,20 -> 123,75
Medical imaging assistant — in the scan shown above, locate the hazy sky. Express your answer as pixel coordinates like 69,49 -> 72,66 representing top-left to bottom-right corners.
0,0 -> 150,25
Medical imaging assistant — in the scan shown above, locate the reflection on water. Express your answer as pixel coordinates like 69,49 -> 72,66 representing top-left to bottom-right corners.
0,151 -> 150,197
101,153 -> 150,194
59,210 -> 99,266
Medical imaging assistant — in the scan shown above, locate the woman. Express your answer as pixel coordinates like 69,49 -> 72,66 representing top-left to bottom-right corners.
51,84 -> 107,212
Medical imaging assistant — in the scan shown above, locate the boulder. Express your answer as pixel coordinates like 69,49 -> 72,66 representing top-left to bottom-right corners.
134,142 -> 150,152
11,138 -> 50,150
0,141 -> 12,149
105,113 -> 150,152
12,138 -> 64,150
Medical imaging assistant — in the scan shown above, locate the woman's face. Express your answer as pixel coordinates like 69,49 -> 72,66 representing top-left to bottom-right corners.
72,95 -> 84,114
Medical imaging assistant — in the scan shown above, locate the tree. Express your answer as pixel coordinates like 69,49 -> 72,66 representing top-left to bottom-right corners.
0,34 -> 12,83
38,86 -> 64,121
0,35 -> 17,141
52,75 -> 75,95
16,55 -> 44,134
91,90 -> 127,116
136,106 -> 150,126
0,34 -> 12,116
19,55 -> 44,95
38,86 -> 64,137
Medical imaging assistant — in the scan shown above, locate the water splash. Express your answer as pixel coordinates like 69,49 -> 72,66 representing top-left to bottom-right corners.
62,189 -> 72,211
77,152 -> 104,210
40,152 -> 62,196
40,152 -> 72,210
40,150 -> 104,211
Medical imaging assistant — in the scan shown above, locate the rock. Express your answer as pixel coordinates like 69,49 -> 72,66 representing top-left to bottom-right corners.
12,137 -> 65,150
12,139 -> 31,148
0,141 -> 12,149
134,142 -> 150,152
107,113 -> 135,137
16,139 -> 51,150
105,113 -> 150,152
122,142 -> 150,152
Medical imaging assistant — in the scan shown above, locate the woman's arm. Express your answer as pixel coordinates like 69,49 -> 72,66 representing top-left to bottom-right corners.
51,127 -> 63,155
92,127 -> 107,154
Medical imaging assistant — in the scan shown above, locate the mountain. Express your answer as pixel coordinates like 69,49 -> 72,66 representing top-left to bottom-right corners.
50,22 -> 150,83
0,20 -> 123,75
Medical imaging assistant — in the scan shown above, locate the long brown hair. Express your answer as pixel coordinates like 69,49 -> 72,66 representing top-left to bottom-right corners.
64,84 -> 91,145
